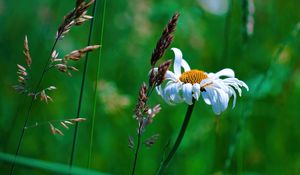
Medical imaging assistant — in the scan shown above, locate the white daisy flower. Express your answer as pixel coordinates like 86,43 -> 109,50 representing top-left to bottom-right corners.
155,48 -> 249,115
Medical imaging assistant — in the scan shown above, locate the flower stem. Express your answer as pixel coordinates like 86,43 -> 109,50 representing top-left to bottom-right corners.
156,101 -> 196,175
131,122 -> 143,175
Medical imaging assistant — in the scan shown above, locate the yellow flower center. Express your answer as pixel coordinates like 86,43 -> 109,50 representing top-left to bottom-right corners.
179,69 -> 208,84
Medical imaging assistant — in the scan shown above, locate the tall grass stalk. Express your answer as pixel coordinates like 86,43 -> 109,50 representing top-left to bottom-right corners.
10,35 -> 61,175
4,0 -> 62,151
156,101 -> 196,175
68,0 -> 98,169
88,0 -> 107,169
131,123 -> 143,175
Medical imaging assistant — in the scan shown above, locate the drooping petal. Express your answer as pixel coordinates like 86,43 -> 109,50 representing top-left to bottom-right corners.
205,88 -> 220,114
165,83 -> 175,101
165,70 -> 178,81
182,83 -> 193,105
215,88 -> 229,112
171,48 -> 183,77
223,78 -> 242,96
192,83 -> 200,100
171,82 -> 184,103
240,80 -> 249,91
181,58 -> 191,72
202,87 -> 217,106
216,68 -> 235,78
201,91 -> 211,105
211,79 -> 229,93
228,86 -> 237,108
157,84 -> 171,105
208,68 -> 235,79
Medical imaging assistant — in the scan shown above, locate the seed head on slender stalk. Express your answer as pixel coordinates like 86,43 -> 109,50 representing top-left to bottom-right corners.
149,60 -> 172,87
151,13 -> 179,67
23,36 -> 32,68
131,13 -> 179,175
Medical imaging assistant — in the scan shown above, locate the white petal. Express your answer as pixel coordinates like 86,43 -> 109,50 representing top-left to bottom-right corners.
211,79 -> 229,92
209,68 -> 235,79
202,87 -> 217,105
172,82 -> 184,102
182,83 -> 193,105
165,83 -> 175,101
241,81 -> 249,91
192,83 -> 200,100
216,88 -> 229,111
210,88 -> 228,115
171,48 -> 183,77
201,91 -> 211,105
228,86 -> 237,109
165,70 -> 178,81
181,58 -> 191,72
205,88 -> 220,114
158,84 -> 173,105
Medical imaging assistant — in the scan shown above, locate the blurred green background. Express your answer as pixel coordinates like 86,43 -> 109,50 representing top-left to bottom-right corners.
1,0 -> 300,174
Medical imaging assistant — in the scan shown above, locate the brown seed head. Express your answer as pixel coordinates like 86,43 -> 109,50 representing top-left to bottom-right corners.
56,64 -> 67,72
155,60 -> 172,86
49,123 -> 56,135
150,13 -> 180,66
70,118 -> 87,122
134,83 -> 148,120
55,128 -> 64,136
23,36 -> 32,68
57,0 -> 95,39
60,122 -> 69,129
65,45 -> 100,61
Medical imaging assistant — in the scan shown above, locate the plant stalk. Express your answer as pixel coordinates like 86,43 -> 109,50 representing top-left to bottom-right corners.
10,33 -> 60,175
156,101 -> 196,175
131,121 -> 143,175
87,0 -> 107,169
68,0 -> 97,171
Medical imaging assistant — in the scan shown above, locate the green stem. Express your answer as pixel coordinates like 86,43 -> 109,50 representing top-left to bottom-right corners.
156,101 -> 196,175
69,0 -> 97,171
10,32 -> 61,175
87,0 -> 107,169
131,122 -> 143,175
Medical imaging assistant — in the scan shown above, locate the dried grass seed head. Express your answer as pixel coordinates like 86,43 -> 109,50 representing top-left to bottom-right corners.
57,0 -> 95,39
134,83 -> 148,119
150,13 -> 179,67
23,35 -> 32,68
156,60 -> 172,86
64,45 -> 100,61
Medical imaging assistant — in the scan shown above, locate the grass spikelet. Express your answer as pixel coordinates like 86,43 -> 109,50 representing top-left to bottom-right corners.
23,35 -> 32,68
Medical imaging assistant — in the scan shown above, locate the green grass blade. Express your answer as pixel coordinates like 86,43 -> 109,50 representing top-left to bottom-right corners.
0,152 -> 109,175
88,0 -> 107,169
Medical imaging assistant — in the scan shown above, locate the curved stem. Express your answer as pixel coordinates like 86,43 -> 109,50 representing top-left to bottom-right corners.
156,101 -> 196,175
